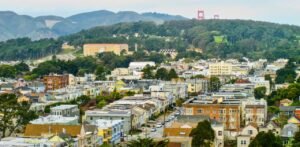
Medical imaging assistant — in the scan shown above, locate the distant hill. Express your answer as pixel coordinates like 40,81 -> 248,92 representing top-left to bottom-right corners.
0,10 -> 187,41
1,19 -> 300,61
62,19 -> 300,61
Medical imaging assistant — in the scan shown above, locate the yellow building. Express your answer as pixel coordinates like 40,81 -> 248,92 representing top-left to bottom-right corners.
83,44 -> 129,56
209,61 -> 232,76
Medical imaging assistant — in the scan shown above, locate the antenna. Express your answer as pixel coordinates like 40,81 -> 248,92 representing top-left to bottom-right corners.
197,10 -> 205,20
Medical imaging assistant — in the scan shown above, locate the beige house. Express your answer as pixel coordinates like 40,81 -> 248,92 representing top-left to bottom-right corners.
240,124 -> 258,138
83,43 -> 129,56
259,121 -> 281,136
237,135 -> 251,147
209,61 -> 232,76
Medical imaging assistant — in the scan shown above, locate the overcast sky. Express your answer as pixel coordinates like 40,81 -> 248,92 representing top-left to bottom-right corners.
1,0 -> 299,25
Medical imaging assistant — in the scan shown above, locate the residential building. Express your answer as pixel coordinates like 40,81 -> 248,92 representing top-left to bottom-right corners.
0,137 -> 66,147
281,123 -> 299,144
129,61 -> 155,71
24,124 -> 99,146
159,49 -> 178,59
43,74 -> 69,91
240,124 -> 258,138
83,43 -> 129,56
92,119 -> 124,145
280,99 -> 293,107
50,105 -> 80,117
259,120 -> 281,136
237,135 -> 251,147
242,98 -> 267,127
280,106 -> 300,118
209,61 -> 232,76
30,115 -> 79,125
85,109 -> 132,133
183,98 -> 241,131
185,78 -> 208,93
248,76 -> 271,95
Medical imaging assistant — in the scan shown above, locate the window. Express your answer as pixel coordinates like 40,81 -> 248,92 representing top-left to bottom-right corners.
197,109 -> 202,114
248,130 -> 253,135
241,140 -> 247,145
218,131 -> 222,136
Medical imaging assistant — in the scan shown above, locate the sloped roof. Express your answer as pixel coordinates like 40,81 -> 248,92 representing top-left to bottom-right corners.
24,124 -> 81,137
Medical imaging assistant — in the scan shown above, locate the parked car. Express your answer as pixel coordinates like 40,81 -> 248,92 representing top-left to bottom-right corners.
151,128 -> 157,132
155,124 -> 162,128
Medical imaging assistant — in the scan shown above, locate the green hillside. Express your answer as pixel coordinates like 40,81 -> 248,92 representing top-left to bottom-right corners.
62,19 -> 300,60
1,19 -> 300,61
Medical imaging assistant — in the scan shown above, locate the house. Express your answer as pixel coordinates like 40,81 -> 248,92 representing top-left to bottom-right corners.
280,99 -> 293,107
50,105 -> 80,117
242,98 -> 267,127
85,109 -> 132,133
129,61 -> 155,71
164,115 -> 223,147
280,106 -> 299,118
23,124 -> 100,146
259,120 -> 281,136
281,123 -> 299,144
43,74 -> 69,91
28,81 -> 46,93
0,137 -> 66,146
92,119 -> 124,145
237,135 -> 251,147
287,116 -> 300,125
240,124 -> 258,138
17,95 -> 30,103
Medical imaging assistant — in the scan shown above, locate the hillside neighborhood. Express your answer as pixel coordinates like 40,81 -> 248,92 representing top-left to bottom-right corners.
0,43 -> 300,146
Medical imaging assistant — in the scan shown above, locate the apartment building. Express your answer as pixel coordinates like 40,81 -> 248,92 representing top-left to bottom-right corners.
183,98 -> 241,131
83,43 -> 129,56
209,61 -> 233,76
50,105 -> 80,117
43,74 -> 69,91
92,119 -> 124,145
241,99 -> 267,127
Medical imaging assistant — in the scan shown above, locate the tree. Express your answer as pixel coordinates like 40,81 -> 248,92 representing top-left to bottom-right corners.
189,120 -> 215,147
175,98 -> 185,107
76,95 -> 91,105
97,100 -> 107,109
0,93 -> 38,137
0,65 -> 16,78
95,66 -> 107,80
167,68 -> 178,80
127,137 -> 169,147
14,62 -> 29,73
293,128 -> 300,147
155,68 -> 169,81
210,77 -> 221,92
142,65 -> 155,79
249,131 -> 282,147
254,87 -> 267,99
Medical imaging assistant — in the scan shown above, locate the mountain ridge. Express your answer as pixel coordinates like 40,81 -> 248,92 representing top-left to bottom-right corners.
0,10 -> 188,41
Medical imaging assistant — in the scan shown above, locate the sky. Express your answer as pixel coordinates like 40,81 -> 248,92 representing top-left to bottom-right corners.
0,0 -> 299,25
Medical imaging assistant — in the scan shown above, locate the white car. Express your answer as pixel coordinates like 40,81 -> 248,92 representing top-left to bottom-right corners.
155,124 -> 162,128
151,128 -> 157,132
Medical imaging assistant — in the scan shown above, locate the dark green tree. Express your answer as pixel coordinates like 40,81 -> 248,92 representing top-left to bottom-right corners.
0,93 -> 38,137
0,65 -> 16,78
142,65 -> 155,79
254,87 -> 267,99
293,128 -> 300,147
189,120 -> 215,147
210,76 -> 221,92
127,137 -> 169,147
167,68 -> 178,80
249,131 -> 282,147
14,62 -> 29,73
155,68 -> 169,80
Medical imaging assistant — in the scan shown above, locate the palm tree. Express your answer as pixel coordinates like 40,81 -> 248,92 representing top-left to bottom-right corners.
127,137 -> 169,147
